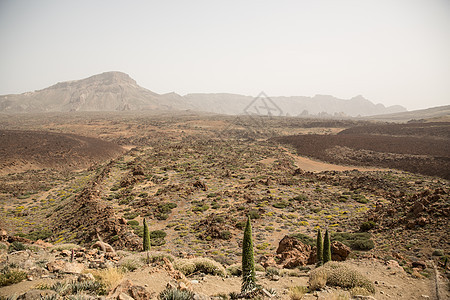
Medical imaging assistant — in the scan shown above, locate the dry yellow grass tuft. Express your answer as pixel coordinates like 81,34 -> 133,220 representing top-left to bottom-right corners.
289,286 -> 308,300
90,267 -> 124,292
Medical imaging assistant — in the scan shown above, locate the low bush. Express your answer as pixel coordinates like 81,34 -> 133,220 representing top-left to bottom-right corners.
159,287 -> 194,300
332,232 -> 374,251
44,280 -> 106,296
273,201 -> 289,209
248,210 -> 260,219
50,243 -> 80,251
8,241 -> 25,252
118,252 -> 175,271
290,233 -> 315,246
309,262 -> 375,294
123,211 -> 139,220
174,258 -> 226,276
0,267 -> 27,287
17,229 -> 52,241
359,221 -> 376,232
127,220 -> 139,226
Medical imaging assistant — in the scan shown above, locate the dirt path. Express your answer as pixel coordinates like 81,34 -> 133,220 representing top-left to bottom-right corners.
281,147 -> 388,173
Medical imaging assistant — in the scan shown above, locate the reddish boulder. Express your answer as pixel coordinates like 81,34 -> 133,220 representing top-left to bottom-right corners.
276,235 -> 311,268
331,241 -> 351,261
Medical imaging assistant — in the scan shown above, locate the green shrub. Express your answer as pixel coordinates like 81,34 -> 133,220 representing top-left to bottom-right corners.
219,230 -> 232,240
192,204 -> 209,212
359,221 -> 376,232
248,210 -> 260,220
332,232 -> 374,251
150,230 -> 167,239
291,194 -> 308,202
235,221 -> 246,230
273,201 -> 289,209
352,194 -> 368,204
155,213 -> 169,220
127,220 -> 139,226
46,280 -> 106,296
123,212 -> 139,220
0,268 -> 27,287
8,241 -> 25,252
17,229 -> 52,241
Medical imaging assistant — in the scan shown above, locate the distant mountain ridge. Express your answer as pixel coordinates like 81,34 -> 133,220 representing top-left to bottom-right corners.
0,71 -> 407,117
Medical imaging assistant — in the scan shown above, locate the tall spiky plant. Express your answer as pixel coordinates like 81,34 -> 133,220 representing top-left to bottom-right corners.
241,215 -> 256,294
143,218 -> 151,252
316,228 -> 323,266
323,229 -> 331,263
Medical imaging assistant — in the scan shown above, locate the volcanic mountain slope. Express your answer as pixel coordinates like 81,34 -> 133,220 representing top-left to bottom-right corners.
0,129 -> 125,174
0,71 -> 406,116
0,72 -> 191,112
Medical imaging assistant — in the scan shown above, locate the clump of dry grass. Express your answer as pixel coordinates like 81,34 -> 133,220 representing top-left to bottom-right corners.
289,286 -> 308,300
174,257 -> 226,276
90,267 -> 124,292
309,268 -> 328,291
308,262 -> 375,294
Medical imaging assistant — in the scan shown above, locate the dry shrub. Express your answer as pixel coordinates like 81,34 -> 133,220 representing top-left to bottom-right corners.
350,286 -> 372,296
50,243 -> 81,251
91,267 -> 124,292
226,263 -> 242,276
174,257 -> 226,276
309,268 -> 328,291
309,262 -> 375,294
118,251 -> 175,271
289,286 -> 308,300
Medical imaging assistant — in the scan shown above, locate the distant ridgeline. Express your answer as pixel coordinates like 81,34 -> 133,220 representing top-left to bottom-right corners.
0,71 -> 406,117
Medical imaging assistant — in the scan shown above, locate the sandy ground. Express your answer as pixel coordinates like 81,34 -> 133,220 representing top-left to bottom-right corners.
281,147 -> 387,173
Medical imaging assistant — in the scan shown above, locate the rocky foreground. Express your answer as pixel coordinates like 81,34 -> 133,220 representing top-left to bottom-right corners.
1,231 -> 448,300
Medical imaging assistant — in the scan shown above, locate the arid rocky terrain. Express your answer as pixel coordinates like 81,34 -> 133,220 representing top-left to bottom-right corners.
0,111 -> 448,299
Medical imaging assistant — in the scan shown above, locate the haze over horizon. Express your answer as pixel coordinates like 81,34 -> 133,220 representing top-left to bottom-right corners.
1,0 -> 449,111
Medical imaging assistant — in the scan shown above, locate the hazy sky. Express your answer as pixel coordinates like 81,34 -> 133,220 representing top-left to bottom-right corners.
0,0 -> 449,110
